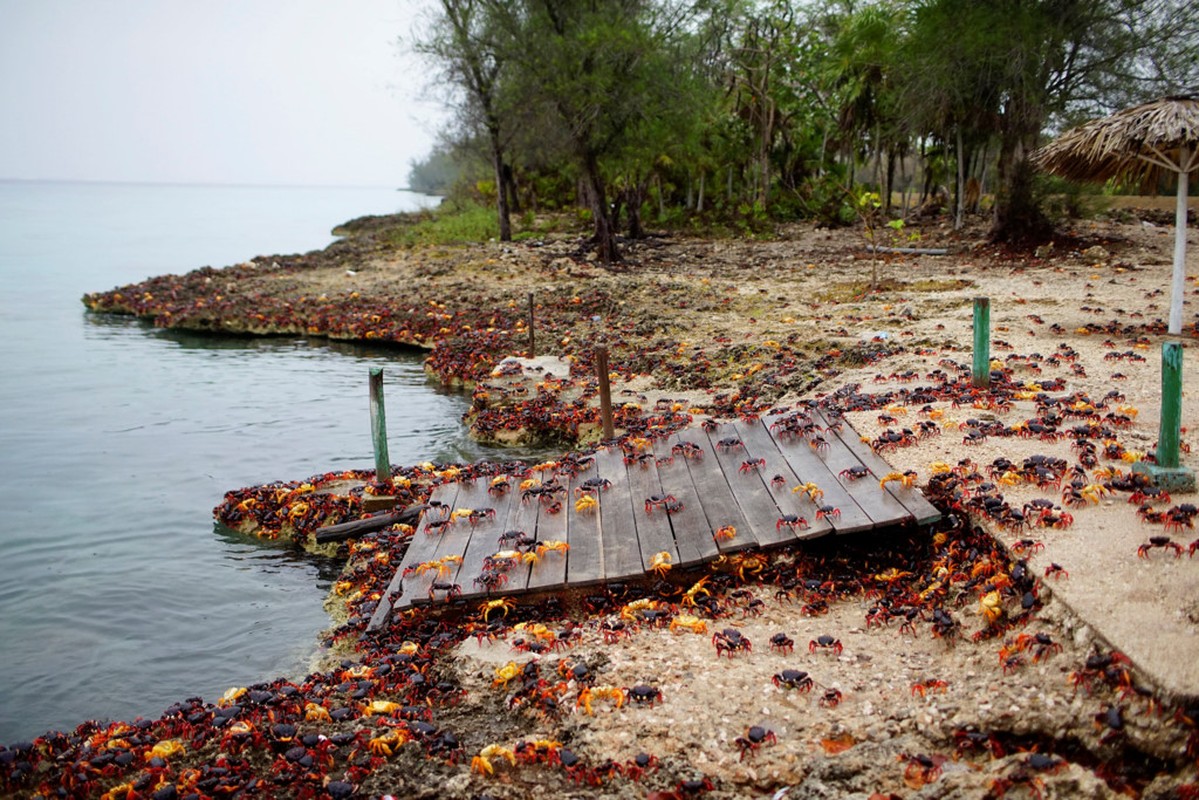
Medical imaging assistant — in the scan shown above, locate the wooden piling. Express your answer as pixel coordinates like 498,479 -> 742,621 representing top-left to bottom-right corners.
368,367 -> 392,486
596,346 -> 615,440
972,297 -> 991,389
527,292 -> 536,357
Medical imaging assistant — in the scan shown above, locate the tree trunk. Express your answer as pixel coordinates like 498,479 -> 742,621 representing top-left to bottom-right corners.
488,128 -> 511,242
583,151 -> 619,263
626,181 -> 647,239
990,131 -> 1051,242
503,163 -> 520,214
954,127 -> 965,231
884,149 -> 896,215
696,171 -> 705,213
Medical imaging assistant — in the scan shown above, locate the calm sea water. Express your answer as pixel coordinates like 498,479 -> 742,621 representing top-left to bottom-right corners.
0,181 -> 520,743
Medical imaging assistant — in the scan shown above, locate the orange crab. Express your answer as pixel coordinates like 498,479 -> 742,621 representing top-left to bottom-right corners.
648,551 -> 673,577
669,614 -> 709,635
576,685 -> 625,715
471,744 -> 517,775
880,470 -> 918,489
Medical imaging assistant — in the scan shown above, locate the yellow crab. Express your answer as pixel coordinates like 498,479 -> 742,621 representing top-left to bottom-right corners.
492,661 -> 522,690
879,470 -> 918,489
147,739 -> 184,761
512,621 -> 556,643
792,482 -> 824,502
414,559 -> 449,578
303,702 -> 331,722
479,596 -> 517,620
217,687 -> 246,707
362,700 -> 402,717
621,597 -> 665,622
648,551 -> 672,577
368,728 -> 411,757
669,614 -> 708,635
575,495 -> 599,514
535,540 -> 569,558
471,743 -> 517,775
996,470 -> 1024,487
979,589 -> 1004,625
681,577 -> 711,607
576,685 -> 625,715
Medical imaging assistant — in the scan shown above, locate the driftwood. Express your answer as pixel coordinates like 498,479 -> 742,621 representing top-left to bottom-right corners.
315,504 -> 427,544
867,245 -> 949,255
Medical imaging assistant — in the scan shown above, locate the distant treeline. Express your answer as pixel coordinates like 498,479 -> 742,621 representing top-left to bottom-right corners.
406,0 -> 1198,259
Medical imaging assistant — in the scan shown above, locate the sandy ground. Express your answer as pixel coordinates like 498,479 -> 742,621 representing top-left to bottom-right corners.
38,207 -> 1199,799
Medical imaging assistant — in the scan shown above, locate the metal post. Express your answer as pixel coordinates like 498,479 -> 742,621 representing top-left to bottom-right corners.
972,297 -> 991,389
1158,341 -> 1183,469
1168,147 -> 1190,335
595,346 -> 615,440
527,292 -> 536,358
368,367 -> 392,486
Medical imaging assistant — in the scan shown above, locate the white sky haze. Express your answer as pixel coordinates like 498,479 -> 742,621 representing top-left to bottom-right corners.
0,0 -> 445,187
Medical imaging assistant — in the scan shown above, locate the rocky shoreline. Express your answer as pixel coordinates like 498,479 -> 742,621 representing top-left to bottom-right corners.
5,210 -> 1196,798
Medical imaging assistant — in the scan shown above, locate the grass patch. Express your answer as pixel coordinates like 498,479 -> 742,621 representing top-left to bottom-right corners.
385,202 -> 499,248
904,278 -> 974,292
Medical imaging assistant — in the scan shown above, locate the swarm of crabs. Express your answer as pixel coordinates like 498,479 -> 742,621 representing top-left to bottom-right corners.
48,213 -> 1199,797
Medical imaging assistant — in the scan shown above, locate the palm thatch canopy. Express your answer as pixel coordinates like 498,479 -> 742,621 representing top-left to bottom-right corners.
1032,96 -> 1199,185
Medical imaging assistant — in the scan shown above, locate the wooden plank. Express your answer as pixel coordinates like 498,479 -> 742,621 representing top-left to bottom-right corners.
665,431 -> 759,553
729,418 -> 835,542
510,474 -> 561,594
450,476 -> 519,602
505,478 -> 545,591
399,481 -> 483,607
368,481 -> 460,628
314,504 -> 426,544
814,409 -> 941,526
565,460 -> 605,585
592,446 -> 646,580
616,444 -> 680,571
773,410 -> 909,530
703,421 -> 800,546
651,436 -> 720,566
754,412 -> 874,534
700,422 -> 786,546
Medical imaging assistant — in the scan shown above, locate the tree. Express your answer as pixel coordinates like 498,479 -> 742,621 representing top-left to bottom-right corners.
414,0 -> 515,240
483,0 -> 726,263
903,0 -> 1199,242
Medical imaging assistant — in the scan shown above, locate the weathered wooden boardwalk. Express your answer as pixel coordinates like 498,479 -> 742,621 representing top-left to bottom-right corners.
367,409 -> 940,630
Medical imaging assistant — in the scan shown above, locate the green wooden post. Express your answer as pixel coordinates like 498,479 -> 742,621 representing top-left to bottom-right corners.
368,367 -> 392,486
1158,341 -> 1183,469
972,297 -> 991,389
1133,340 -> 1195,492
595,346 -> 615,440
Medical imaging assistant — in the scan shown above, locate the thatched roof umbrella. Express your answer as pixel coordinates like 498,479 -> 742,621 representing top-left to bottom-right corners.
1032,96 -> 1198,334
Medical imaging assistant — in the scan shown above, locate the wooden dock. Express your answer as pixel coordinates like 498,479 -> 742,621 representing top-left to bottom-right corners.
367,409 -> 940,630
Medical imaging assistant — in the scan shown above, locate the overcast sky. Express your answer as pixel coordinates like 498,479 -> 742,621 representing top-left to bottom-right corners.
0,0 -> 447,187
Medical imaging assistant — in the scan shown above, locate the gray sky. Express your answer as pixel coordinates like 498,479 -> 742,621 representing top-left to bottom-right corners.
0,0 -> 446,187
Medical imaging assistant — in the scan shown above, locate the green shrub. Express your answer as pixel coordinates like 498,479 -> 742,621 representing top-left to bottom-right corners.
385,201 -> 499,247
